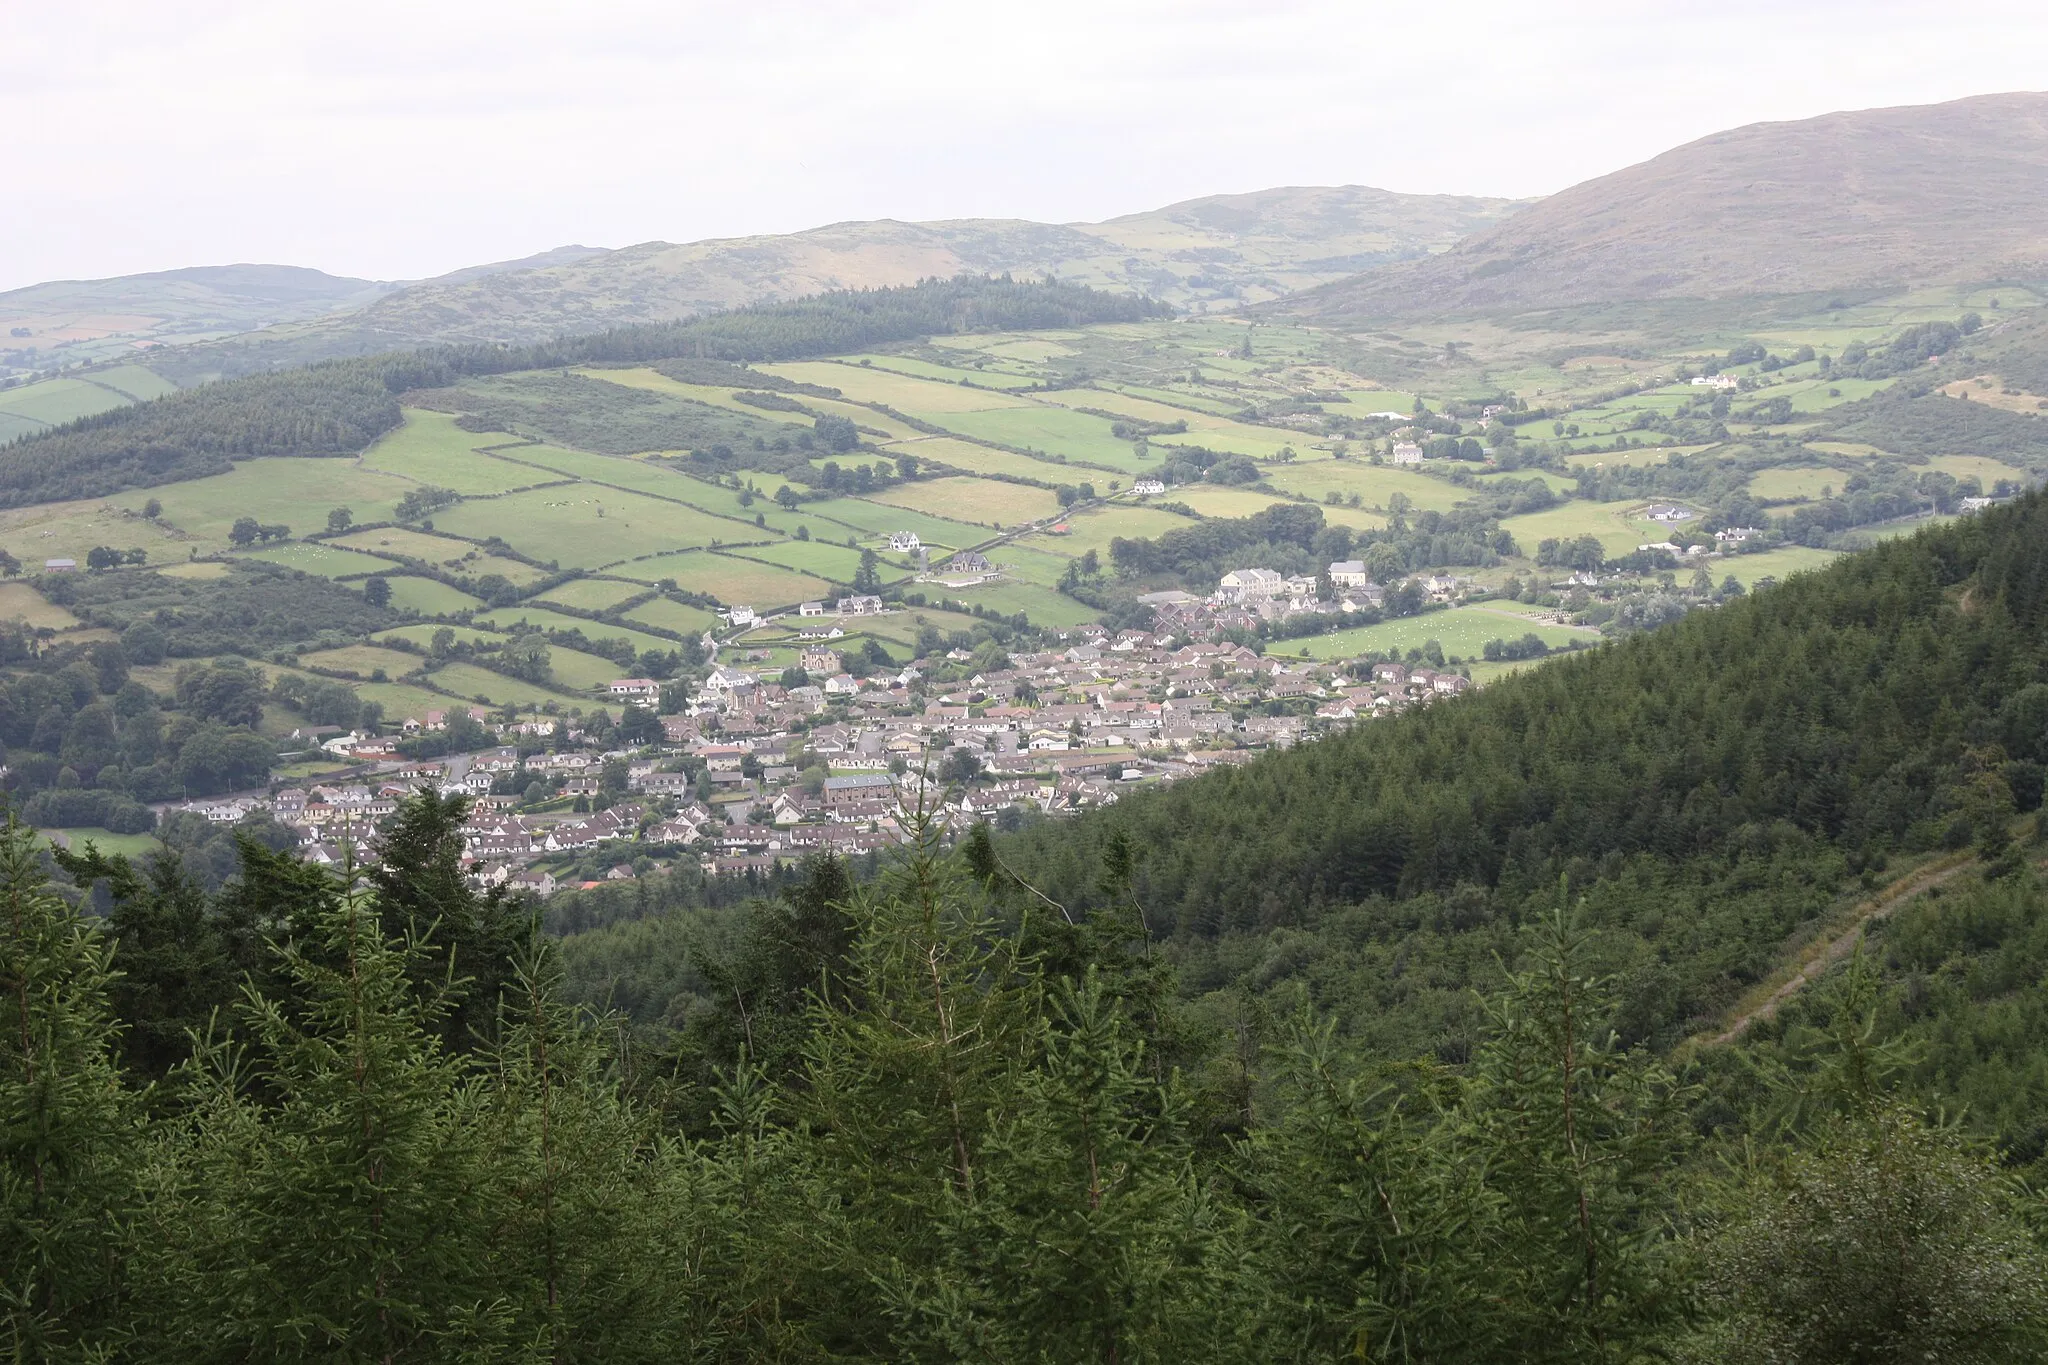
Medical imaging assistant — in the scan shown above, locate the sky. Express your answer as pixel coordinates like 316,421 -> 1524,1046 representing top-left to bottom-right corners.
5,0 -> 2047,292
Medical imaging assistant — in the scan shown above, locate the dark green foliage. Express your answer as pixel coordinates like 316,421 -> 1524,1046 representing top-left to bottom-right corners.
1828,381 -> 2048,468
49,561 -> 397,657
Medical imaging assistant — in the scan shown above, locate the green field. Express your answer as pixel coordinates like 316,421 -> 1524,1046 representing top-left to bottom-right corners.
865,476 -> 1062,527
353,681 -> 460,724
1281,606 -> 1597,663
331,527 -> 482,564
384,574 -> 484,614
357,410 -> 544,494
928,579 -> 1100,626
0,497 -> 190,568
42,827 -> 161,858
924,405 -> 1145,470
473,605 -> 676,653
1015,503 -> 1196,558
0,581 -> 82,629
726,539 -> 869,581
1748,467 -> 1842,502
1717,546 -> 1843,587
616,553 -> 831,608
804,498 -> 986,548
240,542 -> 401,579
886,437 -> 1066,483
1262,462 -> 1470,513
434,487 -> 745,568
115,459 -> 415,550
298,644 -> 425,678
762,361 -> 1035,412
542,645 -> 632,691
989,542 -> 1086,587
423,661 -> 590,708
1926,454 -> 2027,486
537,577 -> 647,611
1163,485 -> 1297,519
375,623 -> 506,648
1499,499 -> 1655,558
621,596 -> 720,635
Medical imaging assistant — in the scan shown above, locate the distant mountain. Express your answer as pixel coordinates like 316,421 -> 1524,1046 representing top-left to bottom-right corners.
0,264 -> 389,378
140,187 -> 1525,378
1279,92 -> 2048,325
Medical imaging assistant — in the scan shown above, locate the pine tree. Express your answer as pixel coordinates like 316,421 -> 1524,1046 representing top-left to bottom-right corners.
0,815 -> 139,1357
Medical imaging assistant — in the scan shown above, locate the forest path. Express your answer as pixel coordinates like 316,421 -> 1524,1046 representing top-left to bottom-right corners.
1710,852 -> 1977,1045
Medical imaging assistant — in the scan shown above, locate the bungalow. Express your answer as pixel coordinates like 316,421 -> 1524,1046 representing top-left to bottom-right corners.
43,558 -> 76,572
798,600 -> 827,617
608,678 -> 660,699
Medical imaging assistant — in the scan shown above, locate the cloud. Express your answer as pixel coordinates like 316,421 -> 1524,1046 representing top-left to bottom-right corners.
4,0 -> 2045,289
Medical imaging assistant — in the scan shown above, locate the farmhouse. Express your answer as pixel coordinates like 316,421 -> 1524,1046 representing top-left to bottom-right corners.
723,605 -> 757,627
887,531 -> 921,552
945,550 -> 992,574
1390,442 -> 1423,465
43,558 -> 75,572
1131,478 -> 1166,496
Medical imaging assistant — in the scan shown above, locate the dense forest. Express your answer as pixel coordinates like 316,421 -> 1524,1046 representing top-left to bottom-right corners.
0,276 -> 1166,507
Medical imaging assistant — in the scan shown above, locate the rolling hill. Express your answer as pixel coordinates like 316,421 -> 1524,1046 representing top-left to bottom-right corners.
1280,91 -> 2048,325
134,186 -> 1526,379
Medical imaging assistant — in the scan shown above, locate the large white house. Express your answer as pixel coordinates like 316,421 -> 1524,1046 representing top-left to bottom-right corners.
887,531 -> 922,552
1327,559 -> 1372,589
1216,568 -> 1287,604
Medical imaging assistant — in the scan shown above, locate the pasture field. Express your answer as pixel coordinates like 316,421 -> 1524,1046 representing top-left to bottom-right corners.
331,527 -> 479,564
1717,547 -> 1842,586
585,369 -> 812,423
0,498 -> 186,567
536,577 -> 647,612
1748,468 -> 1842,502
848,355 -> 1044,390
115,460 -> 414,548
1160,485 -> 1296,519
1338,390 -> 1422,414
805,498 -> 987,547
646,554 -> 832,609
1050,389 -> 1303,458
1474,470 -> 1576,493
924,406 -> 1144,470
1282,605 -> 1595,663
990,542 -> 1088,587
929,579 -> 1099,627
239,543 -> 400,579
356,410 -> 540,494
297,645 -> 425,678
1110,384 -> 1244,417
490,444 -> 730,503
0,582 -> 81,629
352,681 -> 459,723
1565,447 -> 1676,469
42,828 -> 160,858
1260,462 -> 1470,513
423,661 -> 589,709
1926,454 -> 2027,486
540,645 -> 629,691
87,365 -> 180,402
153,561 -> 232,581
885,438 -> 1067,483
761,362 -> 1034,412
434,487 -> 740,568
805,397 -> 928,442
727,539 -> 868,581
864,476 -> 1062,527
860,606 -> 986,647
1015,503 -> 1196,558
0,376 -> 135,431
620,597 -> 719,635
1499,499 -> 1652,558
466,554 -> 548,586
473,606 -> 675,654
375,624 -> 506,648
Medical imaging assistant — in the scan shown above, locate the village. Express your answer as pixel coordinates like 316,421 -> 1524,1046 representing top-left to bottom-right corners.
170,562 -> 1490,894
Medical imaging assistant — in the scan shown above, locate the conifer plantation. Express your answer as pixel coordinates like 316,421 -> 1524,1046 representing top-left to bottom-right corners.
13,489 -> 2048,1361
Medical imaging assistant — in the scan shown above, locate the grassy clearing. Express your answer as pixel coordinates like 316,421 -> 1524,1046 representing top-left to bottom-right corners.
536,577 -> 646,612
424,661 -> 589,709
726,539 -> 868,582
42,828 -> 160,858
847,354 -> 1045,390
761,362 -> 1034,412
1926,454 -> 2028,486
649,554 -> 831,609
885,438 -> 1067,483
352,681 -> 456,723
1280,605 -> 1595,663
375,624 -> 505,648
1110,384 -> 1244,417
0,377 -> 135,430
926,579 -> 1099,626
1261,462 -> 1470,513
1499,500 -> 1652,558
0,582 -> 80,629
357,410 -> 542,494
621,597 -> 720,635
990,542 -> 1086,586
1717,547 -> 1843,587
1160,485 -> 1296,519
467,554 -> 548,586
434,487 -> 744,569
587,369 -> 812,424
114,460 -> 414,550
1020,504 -> 1196,558
331,527 -> 481,565
804,499 -> 987,547
298,644 -> 425,678
473,606 -> 675,653
88,365 -> 179,402
542,646 -> 629,691
240,543 -> 400,579
1564,447 -> 1677,470
925,406 -> 1144,470
0,498 -> 187,567
153,561 -> 232,581
865,476 -> 1062,527
1748,468 -> 1842,502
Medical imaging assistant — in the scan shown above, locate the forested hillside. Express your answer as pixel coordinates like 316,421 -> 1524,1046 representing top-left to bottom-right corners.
0,276 -> 1164,507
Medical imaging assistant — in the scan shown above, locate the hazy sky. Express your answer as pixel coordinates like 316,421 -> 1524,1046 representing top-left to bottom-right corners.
5,0 -> 2046,291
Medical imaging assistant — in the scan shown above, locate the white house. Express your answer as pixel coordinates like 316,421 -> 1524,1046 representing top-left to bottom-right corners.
608,678 -> 659,699
1390,442 -> 1423,466
1327,559 -> 1372,589
1216,568 -> 1286,604
798,600 -> 827,616
1131,478 -> 1166,496
723,605 -> 757,627
887,531 -> 921,553
839,595 -> 884,616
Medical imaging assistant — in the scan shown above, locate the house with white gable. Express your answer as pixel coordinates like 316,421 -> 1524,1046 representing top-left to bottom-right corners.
887,531 -> 921,553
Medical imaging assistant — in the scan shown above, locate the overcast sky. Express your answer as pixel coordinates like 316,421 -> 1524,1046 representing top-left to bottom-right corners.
4,0 -> 2046,292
